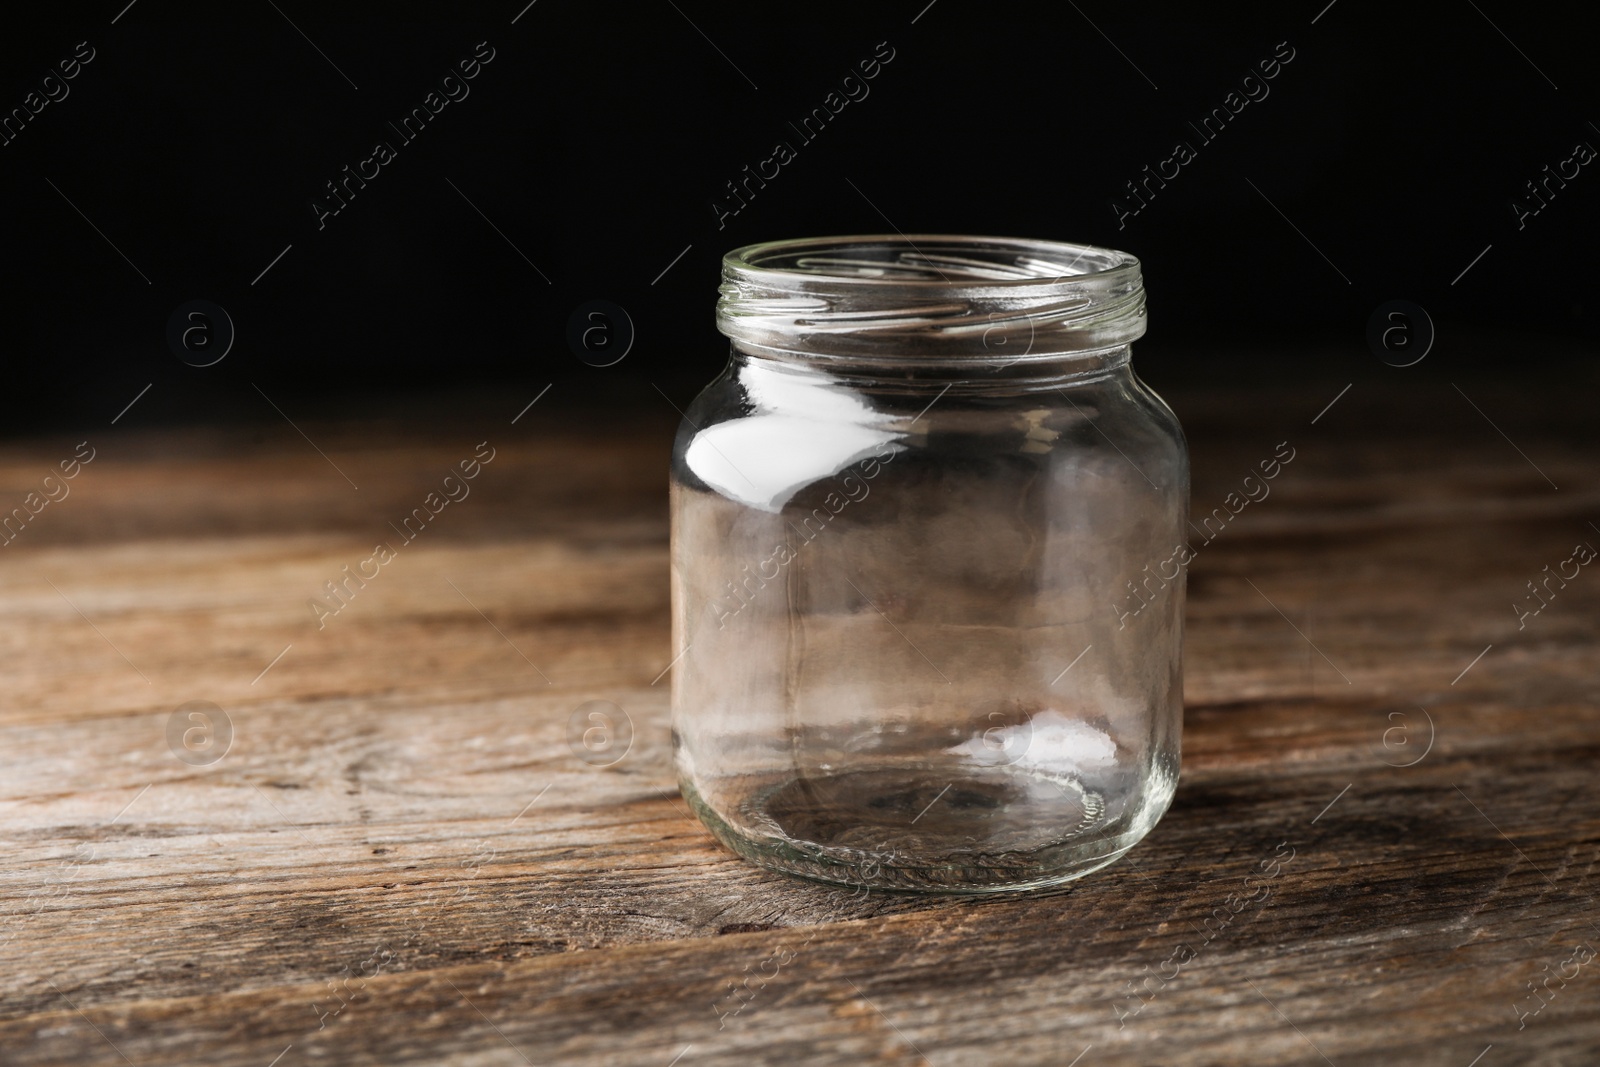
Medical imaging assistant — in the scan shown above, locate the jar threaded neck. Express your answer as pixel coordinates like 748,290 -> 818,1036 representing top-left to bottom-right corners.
716,234 -> 1146,364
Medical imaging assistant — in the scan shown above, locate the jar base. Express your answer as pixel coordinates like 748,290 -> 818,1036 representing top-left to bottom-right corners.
681,763 -> 1168,895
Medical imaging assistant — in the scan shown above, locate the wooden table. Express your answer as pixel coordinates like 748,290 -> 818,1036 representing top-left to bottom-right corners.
2,366 -> 1597,1066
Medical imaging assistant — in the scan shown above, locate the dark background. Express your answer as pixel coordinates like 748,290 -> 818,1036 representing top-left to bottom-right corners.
2,0 -> 1595,435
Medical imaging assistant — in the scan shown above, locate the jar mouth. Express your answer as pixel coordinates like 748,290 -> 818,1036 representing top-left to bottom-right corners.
718,234 -> 1145,362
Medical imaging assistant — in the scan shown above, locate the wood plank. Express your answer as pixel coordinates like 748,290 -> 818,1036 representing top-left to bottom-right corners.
2,375 -> 1597,1065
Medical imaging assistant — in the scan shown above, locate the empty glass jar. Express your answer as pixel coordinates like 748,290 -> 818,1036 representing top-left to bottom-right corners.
670,235 -> 1187,893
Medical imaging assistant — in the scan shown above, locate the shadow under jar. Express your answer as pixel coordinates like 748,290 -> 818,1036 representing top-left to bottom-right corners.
670,235 -> 1187,894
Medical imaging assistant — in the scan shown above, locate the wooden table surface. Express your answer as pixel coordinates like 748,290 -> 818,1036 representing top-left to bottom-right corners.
2,365 -> 1597,1066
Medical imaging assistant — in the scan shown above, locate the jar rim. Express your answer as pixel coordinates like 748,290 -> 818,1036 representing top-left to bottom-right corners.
723,234 -> 1140,288
716,234 -> 1146,361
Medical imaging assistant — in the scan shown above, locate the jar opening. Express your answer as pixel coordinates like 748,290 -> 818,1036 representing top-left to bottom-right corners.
736,235 -> 1133,284
718,234 -> 1145,362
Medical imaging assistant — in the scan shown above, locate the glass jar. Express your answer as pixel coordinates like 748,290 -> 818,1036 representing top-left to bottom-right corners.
670,235 -> 1186,894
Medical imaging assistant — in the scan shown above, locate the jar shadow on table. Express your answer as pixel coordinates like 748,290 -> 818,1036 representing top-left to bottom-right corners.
672,235 -> 1187,894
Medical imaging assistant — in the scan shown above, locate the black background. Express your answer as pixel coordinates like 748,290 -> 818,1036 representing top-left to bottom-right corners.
2,0 -> 1595,435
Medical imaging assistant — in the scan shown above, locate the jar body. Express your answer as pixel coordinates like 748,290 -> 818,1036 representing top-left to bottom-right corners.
670,343 -> 1187,893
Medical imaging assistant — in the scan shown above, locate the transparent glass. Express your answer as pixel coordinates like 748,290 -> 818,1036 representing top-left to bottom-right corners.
670,235 -> 1187,894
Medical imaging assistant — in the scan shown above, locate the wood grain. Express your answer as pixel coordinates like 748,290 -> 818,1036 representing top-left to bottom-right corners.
2,371 -> 1597,1066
